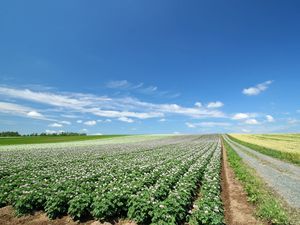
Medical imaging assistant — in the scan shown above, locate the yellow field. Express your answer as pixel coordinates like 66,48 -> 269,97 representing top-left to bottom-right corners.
230,134 -> 300,154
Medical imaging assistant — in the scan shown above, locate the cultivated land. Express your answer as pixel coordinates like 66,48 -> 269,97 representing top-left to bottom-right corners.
229,134 -> 300,165
0,134 -> 299,225
0,135 -> 171,151
230,134 -> 300,154
0,135 -> 224,225
0,135 -> 127,146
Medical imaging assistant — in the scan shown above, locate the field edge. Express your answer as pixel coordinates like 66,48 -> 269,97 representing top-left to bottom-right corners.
227,134 -> 300,166
222,137 -> 292,225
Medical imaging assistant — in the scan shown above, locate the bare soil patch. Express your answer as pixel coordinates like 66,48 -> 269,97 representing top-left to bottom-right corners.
0,206 -> 137,225
221,144 -> 264,225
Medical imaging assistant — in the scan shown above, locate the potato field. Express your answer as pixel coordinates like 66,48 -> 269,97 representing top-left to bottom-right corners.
0,135 -> 223,225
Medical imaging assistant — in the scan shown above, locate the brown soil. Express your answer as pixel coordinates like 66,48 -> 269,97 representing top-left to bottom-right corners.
0,206 -> 137,225
221,143 -> 265,225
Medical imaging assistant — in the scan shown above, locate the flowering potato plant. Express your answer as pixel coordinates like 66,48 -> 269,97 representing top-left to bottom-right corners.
0,135 -> 224,224
188,144 -> 224,225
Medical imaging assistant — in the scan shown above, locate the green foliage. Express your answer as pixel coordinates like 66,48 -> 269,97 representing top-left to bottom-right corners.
0,134 -> 226,224
68,193 -> 92,220
151,150 -> 213,225
45,191 -> 69,219
14,192 -> 45,215
0,131 -> 21,137
188,147 -> 224,225
223,138 -> 290,225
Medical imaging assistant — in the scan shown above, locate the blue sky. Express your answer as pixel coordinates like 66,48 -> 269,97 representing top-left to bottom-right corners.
0,0 -> 300,134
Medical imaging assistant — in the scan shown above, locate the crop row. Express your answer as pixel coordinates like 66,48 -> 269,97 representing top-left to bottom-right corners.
188,143 -> 224,225
0,135 -> 223,224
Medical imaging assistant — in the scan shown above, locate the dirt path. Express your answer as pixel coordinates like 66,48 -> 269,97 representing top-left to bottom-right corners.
223,135 -> 300,210
0,206 -> 80,225
0,206 -> 136,225
221,143 -> 263,225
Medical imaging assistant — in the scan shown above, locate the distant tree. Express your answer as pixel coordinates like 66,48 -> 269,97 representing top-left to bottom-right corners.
0,131 -> 21,137
0,131 -> 87,137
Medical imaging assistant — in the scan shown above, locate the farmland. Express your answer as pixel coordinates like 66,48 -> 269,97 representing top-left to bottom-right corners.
0,135 -> 224,225
0,135 -> 127,146
229,134 -> 300,165
230,134 -> 300,154
1,134 -> 299,225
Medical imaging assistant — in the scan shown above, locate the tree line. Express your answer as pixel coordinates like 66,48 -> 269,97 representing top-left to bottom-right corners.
0,131 -> 87,137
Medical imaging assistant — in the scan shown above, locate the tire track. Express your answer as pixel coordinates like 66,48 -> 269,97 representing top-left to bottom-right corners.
223,135 -> 300,209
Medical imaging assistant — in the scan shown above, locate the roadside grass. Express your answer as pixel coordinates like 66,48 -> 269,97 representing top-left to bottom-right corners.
227,135 -> 300,166
0,135 -> 127,145
223,138 -> 290,225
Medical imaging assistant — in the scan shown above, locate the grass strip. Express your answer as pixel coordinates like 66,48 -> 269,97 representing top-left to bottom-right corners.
223,138 -> 290,225
227,135 -> 300,166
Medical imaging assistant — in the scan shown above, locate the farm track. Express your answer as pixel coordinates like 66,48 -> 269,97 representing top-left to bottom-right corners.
223,135 -> 300,210
221,142 -> 263,225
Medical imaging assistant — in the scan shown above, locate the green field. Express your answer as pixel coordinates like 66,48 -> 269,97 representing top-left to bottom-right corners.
0,135 -> 127,146
0,135 -> 224,224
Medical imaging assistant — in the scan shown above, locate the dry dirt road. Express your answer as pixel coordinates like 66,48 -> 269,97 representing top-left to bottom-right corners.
223,135 -> 300,210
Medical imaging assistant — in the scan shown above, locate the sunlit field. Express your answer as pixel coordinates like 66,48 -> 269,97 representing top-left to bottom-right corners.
230,134 -> 300,154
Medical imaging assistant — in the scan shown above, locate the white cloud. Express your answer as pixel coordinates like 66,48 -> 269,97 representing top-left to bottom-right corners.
0,86 -> 225,121
60,120 -> 71,125
96,119 -> 112,123
106,80 -> 131,89
0,101 -> 48,120
0,86 -> 100,108
244,119 -> 259,125
90,133 -> 103,136
242,80 -> 273,96
287,118 -> 300,124
159,118 -> 166,122
185,122 -> 196,128
61,114 -> 78,119
76,120 -> 82,123
83,120 -> 97,126
232,113 -> 250,120
106,80 -> 145,91
194,102 -> 202,108
139,85 -> 158,94
118,117 -> 134,123
266,115 -> 274,122
106,80 -> 179,98
155,103 -> 224,118
232,113 -> 260,124
27,111 -> 44,119
0,86 -> 162,119
207,101 -> 224,108
48,123 -> 63,127
45,129 -> 64,134
185,121 -> 231,128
